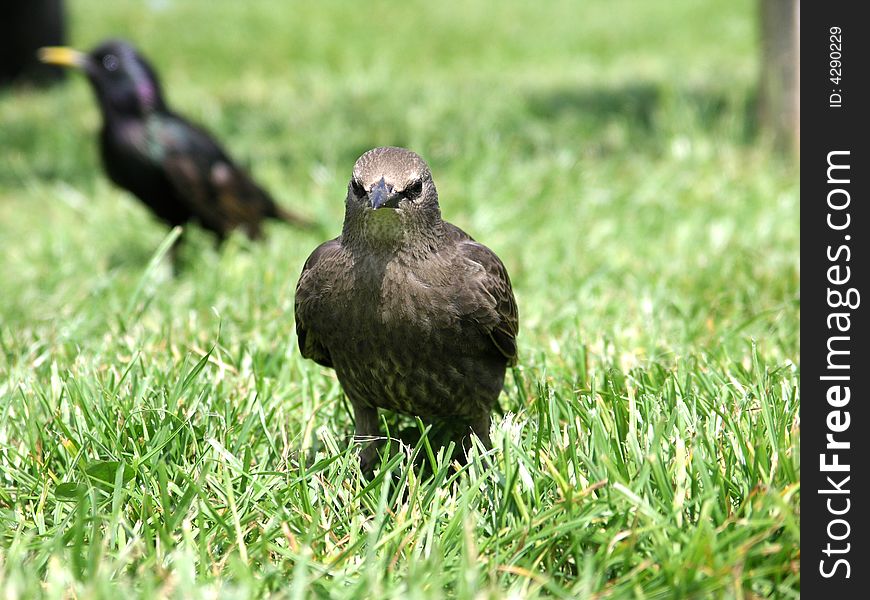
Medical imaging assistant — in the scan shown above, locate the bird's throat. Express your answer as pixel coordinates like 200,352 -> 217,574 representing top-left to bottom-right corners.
343,206 -> 443,256
361,208 -> 405,248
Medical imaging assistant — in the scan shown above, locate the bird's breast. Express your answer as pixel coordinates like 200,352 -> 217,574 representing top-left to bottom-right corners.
303,250 -> 505,418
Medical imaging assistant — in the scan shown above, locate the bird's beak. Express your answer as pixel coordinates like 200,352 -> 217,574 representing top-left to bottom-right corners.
37,47 -> 88,69
369,177 -> 399,210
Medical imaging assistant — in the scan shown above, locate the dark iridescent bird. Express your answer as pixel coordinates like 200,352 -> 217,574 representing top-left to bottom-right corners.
295,147 -> 519,470
38,39 -> 312,245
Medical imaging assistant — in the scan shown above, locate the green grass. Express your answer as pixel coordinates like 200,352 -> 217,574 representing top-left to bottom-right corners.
0,0 -> 799,597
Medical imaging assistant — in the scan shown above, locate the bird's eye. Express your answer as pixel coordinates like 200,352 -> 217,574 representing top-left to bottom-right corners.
102,54 -> 120,71
403,179 -> 423,200
350,178 -> 366,197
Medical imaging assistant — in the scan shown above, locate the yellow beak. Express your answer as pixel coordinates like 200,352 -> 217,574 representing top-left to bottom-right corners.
37,47 -> 88,69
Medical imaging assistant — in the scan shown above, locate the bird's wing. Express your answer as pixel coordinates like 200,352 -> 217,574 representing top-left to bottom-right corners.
152,114 -> 272,235
294,238 -> 343,368
451,226 -> 519,365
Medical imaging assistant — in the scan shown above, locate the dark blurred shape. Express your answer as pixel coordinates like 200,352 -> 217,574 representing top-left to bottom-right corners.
759,0 -> 799,154
525,83 -> 660,130
39,39 -> 314,251
1,0 -> 67,87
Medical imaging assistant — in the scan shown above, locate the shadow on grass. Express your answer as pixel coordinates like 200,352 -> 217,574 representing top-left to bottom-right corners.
526,82 -> 663,131
523,81 -> 759,146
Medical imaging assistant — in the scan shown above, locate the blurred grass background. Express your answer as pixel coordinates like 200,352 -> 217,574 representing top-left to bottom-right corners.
0,0 -> 798,598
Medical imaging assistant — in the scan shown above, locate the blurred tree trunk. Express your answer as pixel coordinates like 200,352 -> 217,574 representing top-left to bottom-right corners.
1,0 -> 67,87
758,0 -> 800,153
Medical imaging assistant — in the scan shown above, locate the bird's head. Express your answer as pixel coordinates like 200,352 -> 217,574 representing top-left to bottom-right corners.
344,147 -> 442,247
38,39 -> 166,118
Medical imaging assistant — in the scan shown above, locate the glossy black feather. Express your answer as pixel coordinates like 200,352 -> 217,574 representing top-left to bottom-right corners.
62,40 -> 311,240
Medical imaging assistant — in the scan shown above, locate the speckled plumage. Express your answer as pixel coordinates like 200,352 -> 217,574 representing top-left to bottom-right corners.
295,147 -> 518,467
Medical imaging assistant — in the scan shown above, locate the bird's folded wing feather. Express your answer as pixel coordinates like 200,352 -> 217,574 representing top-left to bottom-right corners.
294,238 -> 343,368
154,116 -> 267,229
456,239 -> 519,365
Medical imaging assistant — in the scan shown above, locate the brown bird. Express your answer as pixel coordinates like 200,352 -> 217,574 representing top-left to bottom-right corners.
38,39 -> 312,248
294,147 -> 518,470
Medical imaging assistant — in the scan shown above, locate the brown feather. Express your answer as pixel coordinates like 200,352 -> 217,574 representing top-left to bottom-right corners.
294,147 -> 519,467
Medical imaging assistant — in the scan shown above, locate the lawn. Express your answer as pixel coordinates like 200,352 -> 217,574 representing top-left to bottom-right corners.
0,0 -> 799,597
